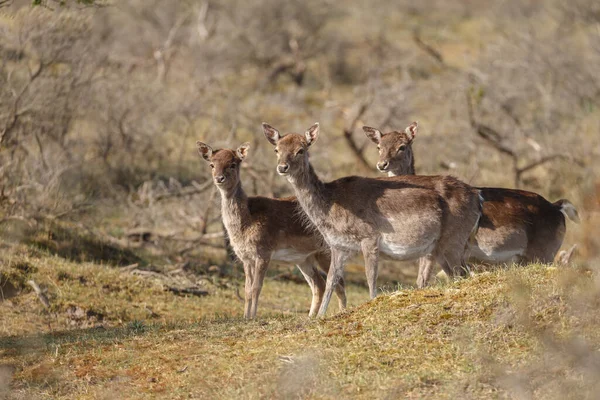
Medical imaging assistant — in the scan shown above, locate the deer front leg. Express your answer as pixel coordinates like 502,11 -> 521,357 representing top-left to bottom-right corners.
315,251 -> 347,312
318,247 -> 352,318
250,257 -> 270,319
416,255 -> 435,289
296,258 -> 325,317
361,237 -> 380,299
242,261 -> 254,319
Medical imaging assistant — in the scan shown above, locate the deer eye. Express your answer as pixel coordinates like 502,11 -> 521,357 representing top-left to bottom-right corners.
398,145 -> 406,152
274,148 -> 279,154
209,163 -> 215,169
377,145 -> 381,151
230,163 -> 237,169
296,148 -> 304,156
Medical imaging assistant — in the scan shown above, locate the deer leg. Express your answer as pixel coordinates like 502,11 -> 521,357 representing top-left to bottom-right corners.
318,247 -> 352,318
334,276 -> 348,312
242,261 -> 254,319
315,251 -> 347,311
416,255 -> 435,289
437,251 -> 469,281
361,238 -> 380,299
295,257 -> 325,317
250,257 -> 270,319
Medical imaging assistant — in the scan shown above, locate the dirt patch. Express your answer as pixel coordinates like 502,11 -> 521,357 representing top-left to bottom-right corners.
65,305 -> 105,328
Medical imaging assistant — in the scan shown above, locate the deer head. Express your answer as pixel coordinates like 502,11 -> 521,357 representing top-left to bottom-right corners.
196,141 -> 249,192
262,122 -> 319,178
363,121 -> 417,174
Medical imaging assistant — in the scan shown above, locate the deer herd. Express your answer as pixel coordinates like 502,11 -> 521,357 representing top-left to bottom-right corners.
196,121 -> 579,319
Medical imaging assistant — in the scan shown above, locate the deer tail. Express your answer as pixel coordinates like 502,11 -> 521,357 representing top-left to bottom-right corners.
554,199 -> 580,224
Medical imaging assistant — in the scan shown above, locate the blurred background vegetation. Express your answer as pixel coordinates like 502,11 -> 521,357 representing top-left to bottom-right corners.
0,0 -> 599,283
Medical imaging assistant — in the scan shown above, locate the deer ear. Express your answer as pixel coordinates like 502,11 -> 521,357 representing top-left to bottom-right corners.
262,123 -> 280,146
362,126 -> 382,145
196,141 -> 213,161
404,121 -> 418,140
236,142 -> 250,160
305,123 -> 319,146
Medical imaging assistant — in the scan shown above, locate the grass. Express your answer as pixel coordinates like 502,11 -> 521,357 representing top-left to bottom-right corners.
2,241 -> 599,399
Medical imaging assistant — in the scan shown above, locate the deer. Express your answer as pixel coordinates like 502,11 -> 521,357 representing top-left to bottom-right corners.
262,122 -> 482,317
195,141 -> 347,319
362,121 -> 580,286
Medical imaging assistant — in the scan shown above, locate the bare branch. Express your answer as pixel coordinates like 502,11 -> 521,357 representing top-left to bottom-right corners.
466,92 -> 516,157
517,154 -> 585,176
412,28 -> 445,66
342,98 -> 375,171
151,180 -> 214,202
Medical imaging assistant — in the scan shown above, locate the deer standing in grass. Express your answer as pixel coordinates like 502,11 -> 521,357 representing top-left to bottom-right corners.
263,122 -> 482,317
196,141 -> 346,319
363,122 -> 580,285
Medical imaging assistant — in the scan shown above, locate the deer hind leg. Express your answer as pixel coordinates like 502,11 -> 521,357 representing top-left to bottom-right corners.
416,255 -> 435,288
249,257 -> 270,319
318,247 -> 352,318
526,217 -> 566,265
242,261 -> 254,319
435,246 -> 470,281
361,238 -> 380,299
295,257 -> 326,317
315,251 -> 347,311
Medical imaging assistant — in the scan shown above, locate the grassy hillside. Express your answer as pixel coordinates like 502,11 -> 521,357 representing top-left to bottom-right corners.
2,246 -> 599,399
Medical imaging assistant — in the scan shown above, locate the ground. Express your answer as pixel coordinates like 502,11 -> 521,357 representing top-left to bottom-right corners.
2,241 -> 599,399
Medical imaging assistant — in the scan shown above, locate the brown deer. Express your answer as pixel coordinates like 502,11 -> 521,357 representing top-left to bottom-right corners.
363,122 -> 580,285
196,141 -> 346,319
262,122 -> 482,317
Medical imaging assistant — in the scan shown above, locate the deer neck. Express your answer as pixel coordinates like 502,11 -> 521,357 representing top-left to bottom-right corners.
287,163 -> 330,226
389,148 -> 415,177
218,183 -> 251,237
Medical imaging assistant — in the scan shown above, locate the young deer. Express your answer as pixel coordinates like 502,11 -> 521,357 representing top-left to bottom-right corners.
196,141 -> 346,318
363,122 -> 580,285
263,122 -> 482,317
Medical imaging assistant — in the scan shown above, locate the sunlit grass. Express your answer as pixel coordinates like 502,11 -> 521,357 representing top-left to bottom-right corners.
2,253 -> 599,399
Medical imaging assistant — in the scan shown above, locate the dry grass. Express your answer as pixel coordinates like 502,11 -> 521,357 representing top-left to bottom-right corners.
2,250 -> 600,399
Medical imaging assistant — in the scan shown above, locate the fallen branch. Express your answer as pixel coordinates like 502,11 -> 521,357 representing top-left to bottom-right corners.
165,286 -> 209,297
131,269 -> 169,279
27,280 -> 50,309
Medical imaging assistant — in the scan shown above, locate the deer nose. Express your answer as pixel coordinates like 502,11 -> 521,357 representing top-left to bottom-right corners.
377,161 -> 389,171
277,163 -> 289,174
215,175 -> 226,184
